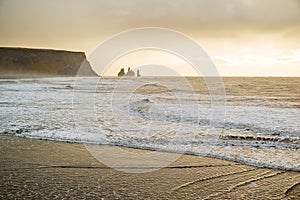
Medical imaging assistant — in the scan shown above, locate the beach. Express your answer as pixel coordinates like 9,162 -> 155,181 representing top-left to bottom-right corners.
1,77 -> 300,199
1,135 -> 299,199
2,0 -> 300,199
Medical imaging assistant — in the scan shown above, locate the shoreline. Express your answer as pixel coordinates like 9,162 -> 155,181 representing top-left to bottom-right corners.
1,135 -> 299,199
6,133 -> 300,173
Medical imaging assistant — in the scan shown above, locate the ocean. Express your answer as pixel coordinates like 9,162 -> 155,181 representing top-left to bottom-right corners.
0,77 -> 299,171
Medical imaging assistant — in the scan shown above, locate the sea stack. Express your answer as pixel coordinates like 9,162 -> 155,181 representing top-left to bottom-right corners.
117,68 -> 125,77
126,67 -> 135,76
117,67 -> 137,77
137,70 -> 141,77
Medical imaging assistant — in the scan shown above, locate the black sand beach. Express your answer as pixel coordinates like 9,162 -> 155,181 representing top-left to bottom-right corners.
1,135 -> 299,199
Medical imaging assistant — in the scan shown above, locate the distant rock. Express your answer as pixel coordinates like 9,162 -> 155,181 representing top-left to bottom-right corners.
117,68 -> 125,77
137,69 -> 141,77
117,67 -> 139,77
0,47 -> 98,78
126,67 -> 135,76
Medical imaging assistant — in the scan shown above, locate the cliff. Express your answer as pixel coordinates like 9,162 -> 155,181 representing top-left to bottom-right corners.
0,47 -> 98,78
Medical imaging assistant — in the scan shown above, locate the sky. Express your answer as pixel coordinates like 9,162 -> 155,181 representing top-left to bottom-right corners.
1,0 -> 300,76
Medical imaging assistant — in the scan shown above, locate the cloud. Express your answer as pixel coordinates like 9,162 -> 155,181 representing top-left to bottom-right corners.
1,0 -> 300,76
97,0 -> 300,32
212,48 -> 300,76
1,0 -> 300,35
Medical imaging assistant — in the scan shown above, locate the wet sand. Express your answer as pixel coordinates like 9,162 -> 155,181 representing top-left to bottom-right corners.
0,135 -> 299,199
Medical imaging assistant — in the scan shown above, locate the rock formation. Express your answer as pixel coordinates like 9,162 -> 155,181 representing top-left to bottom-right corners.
137,69 -> 141,77
117,68 -> 125,77
0,47 -> 98,78
117,67 -> 140,77
126,67 -> 135,76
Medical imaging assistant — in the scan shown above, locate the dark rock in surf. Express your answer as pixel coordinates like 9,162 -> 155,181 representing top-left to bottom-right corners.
118,68 -> 125,77
137,69 -> 141,77
126,67 -> 135,76
117,67 -> 138,77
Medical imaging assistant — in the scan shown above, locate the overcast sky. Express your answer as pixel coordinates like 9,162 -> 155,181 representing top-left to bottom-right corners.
1,0 -> 300,76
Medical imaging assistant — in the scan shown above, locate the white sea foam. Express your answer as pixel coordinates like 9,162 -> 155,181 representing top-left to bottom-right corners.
0,77 -> 299,171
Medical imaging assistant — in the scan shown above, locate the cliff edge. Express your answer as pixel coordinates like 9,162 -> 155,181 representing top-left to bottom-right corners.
0,47 -> 98,78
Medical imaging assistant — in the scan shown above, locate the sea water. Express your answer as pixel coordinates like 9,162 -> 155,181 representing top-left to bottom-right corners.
0,77 -> 299,171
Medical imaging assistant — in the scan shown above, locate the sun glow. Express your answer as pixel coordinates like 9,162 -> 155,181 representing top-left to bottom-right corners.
102,50 -> 198,77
